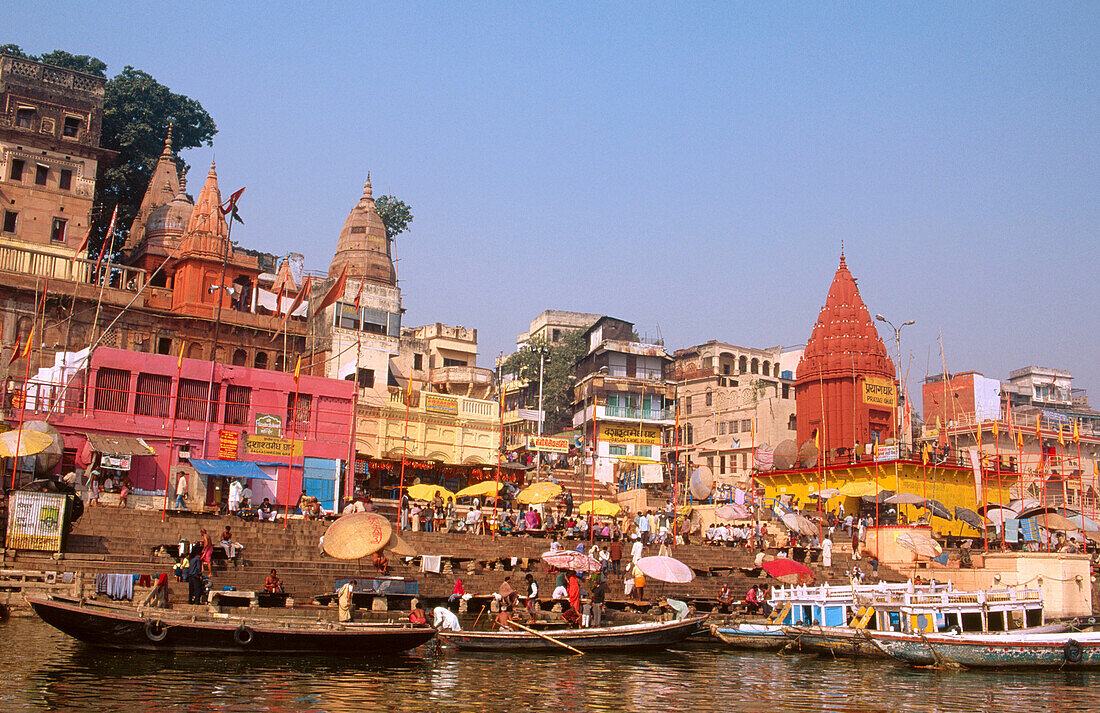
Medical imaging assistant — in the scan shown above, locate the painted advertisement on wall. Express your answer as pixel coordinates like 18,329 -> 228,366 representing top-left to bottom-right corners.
6,491 -> 68,552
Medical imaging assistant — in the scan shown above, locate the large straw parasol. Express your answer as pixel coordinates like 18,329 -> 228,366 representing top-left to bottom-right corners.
635,555 -> 694,584
322,513 -> 393,560
515,481 -> 562,504
541,550 -> 602,573
577,499 -> 622,516
780,512 -> 818,537
884,493 -> 927,505
455,481 -> 502,499
407,483 -> 454,502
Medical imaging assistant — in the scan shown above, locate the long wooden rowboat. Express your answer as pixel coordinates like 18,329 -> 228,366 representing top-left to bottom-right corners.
27,595 -> 436,655
782,626 -> 888,657
865,629 -> 1100,668
439,615 -> 707,652
711,622 -> 788,650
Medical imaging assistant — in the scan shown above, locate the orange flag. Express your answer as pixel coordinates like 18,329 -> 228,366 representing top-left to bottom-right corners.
1073,420 -> 1080,444
313,264 -> 348,314
177,341 -> 186,370
1059,425 -> 1065,447
293,355 -> 302,383
269,275 -> 312,343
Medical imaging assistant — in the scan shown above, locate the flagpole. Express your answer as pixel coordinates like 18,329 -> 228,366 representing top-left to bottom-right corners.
200,208 -> 236,460
495,380 -> 505,540
9,278 -> 42,490
397,378 -> 413,533
285,355 -> 302,529
1074,422 -> 1087,555
161,345 -> 185,521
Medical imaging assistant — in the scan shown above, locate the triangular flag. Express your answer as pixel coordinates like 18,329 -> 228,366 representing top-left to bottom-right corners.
218,187 -> 246,223
921,445 -> 929,465
293,355 -> 301,383
352,279 -> 363,312
313,264 -> 348,314
1059,425 -> 1065,447
93,206 -> 118,280
992,420 -> 999,440
269,275 -> 312,343
19,325 -> 34,360
1017,431 -> 1024,450
1036,415 -> 1042,439
1073,420 -> 1080,444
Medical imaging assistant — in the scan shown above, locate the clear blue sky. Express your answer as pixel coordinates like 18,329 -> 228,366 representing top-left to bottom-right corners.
10,3 -> 1099,408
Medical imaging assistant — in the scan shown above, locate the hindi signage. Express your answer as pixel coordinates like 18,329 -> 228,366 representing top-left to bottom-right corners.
600,424 -> 661,445
424,394 -> 459,415
218,430 -> 241,459
255,413 -> 283,437
862,377 -> 897,408
529,435 -> 570,453
874,444 -> 899,462
6,491 -> 67,552
245,435 -> 303,458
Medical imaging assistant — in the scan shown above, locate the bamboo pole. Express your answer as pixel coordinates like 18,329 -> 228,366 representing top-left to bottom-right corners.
509,619 -> 584,654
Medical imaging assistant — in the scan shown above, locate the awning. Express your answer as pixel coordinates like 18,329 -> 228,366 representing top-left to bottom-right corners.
85,433 -> 156,456
189,459 -> 274,481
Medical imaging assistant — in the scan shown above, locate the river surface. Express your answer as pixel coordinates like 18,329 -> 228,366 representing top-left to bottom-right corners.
4,617 -> 1100,712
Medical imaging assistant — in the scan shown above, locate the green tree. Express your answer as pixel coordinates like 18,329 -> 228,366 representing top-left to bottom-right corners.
2,45 -> 216,255
375,194 -> 413,241
502,330 -> 589,434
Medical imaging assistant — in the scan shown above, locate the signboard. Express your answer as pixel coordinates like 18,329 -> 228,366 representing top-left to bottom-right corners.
6,491 -> 67,552
255,413 -> 283,437
874,444 -> 899,462
518,408 -> 544,423
529,435 -> 569,453
246,435 -> 304,458
101,454 -> 132,470
600,424 -> 661,445
218,430 -> 241,459
862,377 -> 897,408
424,394 -> 459,415
968,447 -> 983,506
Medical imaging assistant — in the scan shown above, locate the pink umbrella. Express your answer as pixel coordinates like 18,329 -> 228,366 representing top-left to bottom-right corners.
635,555 -> 694,584
716,503 -> 752,521
541,550 -> 602,573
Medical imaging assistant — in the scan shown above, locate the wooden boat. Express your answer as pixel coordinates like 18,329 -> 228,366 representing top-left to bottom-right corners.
26,594 -> 436,654
439,615 -> 707,652
866,629 -> 1100,668
782,625 -> 886,657
710,623 -> 788,650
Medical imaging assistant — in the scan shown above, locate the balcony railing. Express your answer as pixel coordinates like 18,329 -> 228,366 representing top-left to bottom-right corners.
0,242 -> 148,292
603,405 -> 674,421
429,365 -> 494,386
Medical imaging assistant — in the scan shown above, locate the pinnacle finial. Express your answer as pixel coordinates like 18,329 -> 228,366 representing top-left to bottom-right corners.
161,125 -> 173,156
363,173 -> 373,200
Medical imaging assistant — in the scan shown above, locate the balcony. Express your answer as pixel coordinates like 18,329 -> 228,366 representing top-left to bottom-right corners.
0,241 -> 148,292
429,365 -> 494,387
602,405 -> 675,422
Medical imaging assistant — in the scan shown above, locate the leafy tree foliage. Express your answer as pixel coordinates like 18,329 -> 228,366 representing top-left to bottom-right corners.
375,194 -> 413,241
502,330 -> 589,434
1,45 -> 216,255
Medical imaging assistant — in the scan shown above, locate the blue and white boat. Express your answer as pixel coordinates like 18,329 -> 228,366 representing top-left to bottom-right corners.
866,629 -> 1100,668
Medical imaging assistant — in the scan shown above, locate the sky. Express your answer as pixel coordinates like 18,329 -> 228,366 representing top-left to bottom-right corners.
9,3 -> 1099,408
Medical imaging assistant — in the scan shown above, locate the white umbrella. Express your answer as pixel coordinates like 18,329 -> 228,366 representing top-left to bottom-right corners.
635,555 -> 694,584
884,493 -> 927,505
780,512 -> 818,537
809,488 -> 841,499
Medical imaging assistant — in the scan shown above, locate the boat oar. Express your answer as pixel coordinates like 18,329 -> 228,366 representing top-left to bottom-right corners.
510,619 -> 584,655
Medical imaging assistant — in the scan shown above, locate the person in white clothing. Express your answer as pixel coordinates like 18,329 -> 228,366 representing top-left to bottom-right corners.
630,539 -> 644,563
821,536 -> 833,567
228,479 -> 243,513
433,606 -> 461,631
174,472 -> 188,509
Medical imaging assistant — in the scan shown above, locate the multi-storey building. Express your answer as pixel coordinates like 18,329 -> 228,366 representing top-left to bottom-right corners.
572,316 -> 674,490
666,340 -> 796,487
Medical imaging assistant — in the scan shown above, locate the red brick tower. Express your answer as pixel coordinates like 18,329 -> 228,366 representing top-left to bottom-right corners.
795,253 -> 897,463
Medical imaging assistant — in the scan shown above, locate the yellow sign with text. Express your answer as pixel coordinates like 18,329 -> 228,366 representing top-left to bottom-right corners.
862,377 -> 897,408
600,424 -> 661,445
245,435 -> 304,458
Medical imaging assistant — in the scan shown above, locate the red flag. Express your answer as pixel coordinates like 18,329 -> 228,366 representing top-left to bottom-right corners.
94,206 -> 118,281
218,187 -> 246,222
274,281 -> 286,317
269,275 -> 311,343
352,279 -> 363,312
7,326 -> 25,367
314,264 -> 348,314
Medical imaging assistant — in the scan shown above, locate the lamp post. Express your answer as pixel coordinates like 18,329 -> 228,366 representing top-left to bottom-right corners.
874,314 -> 914,445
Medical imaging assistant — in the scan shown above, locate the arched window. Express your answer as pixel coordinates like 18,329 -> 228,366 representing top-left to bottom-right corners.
232,349 -> 247,366
685,424 -> 694,445
254,351 -> 269,370
274,353 -> 285,372
751,358 -> 759,374
738,356 -> 747,373
187,343 -> 203,360
762,360 -> 770,376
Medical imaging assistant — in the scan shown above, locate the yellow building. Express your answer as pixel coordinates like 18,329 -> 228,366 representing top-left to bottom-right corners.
755,458 -> 1021,538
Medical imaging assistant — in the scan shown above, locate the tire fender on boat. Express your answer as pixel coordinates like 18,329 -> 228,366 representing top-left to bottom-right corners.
1064,638 -> 1083,663
145,620 -> 168,642
234,625 -> 254,646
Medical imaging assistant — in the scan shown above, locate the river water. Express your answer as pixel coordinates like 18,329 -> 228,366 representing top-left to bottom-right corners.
4,617 -> 1099,712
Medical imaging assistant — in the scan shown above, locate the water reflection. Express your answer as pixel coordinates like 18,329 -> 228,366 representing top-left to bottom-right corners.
5,618 -> 1100,712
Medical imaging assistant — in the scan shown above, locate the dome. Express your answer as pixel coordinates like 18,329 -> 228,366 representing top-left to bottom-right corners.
145,192 -> 194,239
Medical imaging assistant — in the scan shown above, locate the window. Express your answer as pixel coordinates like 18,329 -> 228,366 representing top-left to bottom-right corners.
720,455 -> 726,473
50,218 -> 66,243
685,395 -> 692,416
35,165 -> 48,186
62,116 -> 82,137
738,356 -> 747,373
224,385 -> 252,425
751,358 -> 759,374
731,421 -> 739,433
134,374 -> 171,417
336,302 -> 360,330
59,169 -> 72,191
356,368 -> 374,389
253,352 -> 269,370
705,391 -> 713,407
93,368 -> 130,412
723,364 -> 730,375
741,419 -> 751,432
413,353 -> 423,371
176,379 -> 220,422
719,422 -> 726,435
782,383 -> 790,399
788,414 -> 797,430
2,210 -> 15,234
443,358 -> 466,367
636,445 -> 652,458
686,424 -> 694,445
609,444 -> 627,456
15,107 -> 34,129
287,392 -> 311,425
156,337 -> 172,355
9,158 -> 25,181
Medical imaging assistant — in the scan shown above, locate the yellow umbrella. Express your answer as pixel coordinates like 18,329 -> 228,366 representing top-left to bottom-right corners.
407,483 -> 454,502
678,504 -> 693,516
577,499 -> 622,516
515,481 -> 562,504
455,480 -> 502,499
0,430 -> 54,459
838,481 -> 883,498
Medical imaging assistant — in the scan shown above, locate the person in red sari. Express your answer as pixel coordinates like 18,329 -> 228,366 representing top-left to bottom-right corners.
561,571 -> 582,627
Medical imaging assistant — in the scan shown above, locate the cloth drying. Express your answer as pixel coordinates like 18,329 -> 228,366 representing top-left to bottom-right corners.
421,555 -> 442,574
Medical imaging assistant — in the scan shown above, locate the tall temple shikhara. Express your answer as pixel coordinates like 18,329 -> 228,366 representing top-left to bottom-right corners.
794,253 -> 897,463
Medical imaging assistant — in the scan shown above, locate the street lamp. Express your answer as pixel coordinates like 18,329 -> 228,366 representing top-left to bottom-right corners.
875,314 -> 914,444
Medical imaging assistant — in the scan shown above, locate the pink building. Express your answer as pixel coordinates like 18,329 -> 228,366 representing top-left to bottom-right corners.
16,347 -> 355,509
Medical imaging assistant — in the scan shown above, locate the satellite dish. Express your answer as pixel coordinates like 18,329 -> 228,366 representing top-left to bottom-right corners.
773,440 -> 798,470
797,440 -> 819,469
689,466 -> 714,500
